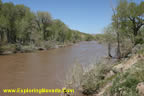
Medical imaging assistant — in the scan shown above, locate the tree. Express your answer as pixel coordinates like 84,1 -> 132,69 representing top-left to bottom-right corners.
1,2 -> 18,43
52,19 -> 68,43
103,25 -> 116,57
0,0 -> 2,9
36,11 -> 52,40
0,0 -> 87,51
14,5 -> 35,44
0,15 -> 9,43
110,0 -> 122,59
114,0 -> 144,45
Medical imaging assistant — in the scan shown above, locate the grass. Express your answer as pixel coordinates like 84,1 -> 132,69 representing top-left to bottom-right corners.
81,61 -> 117,95
104,59 -> 144,96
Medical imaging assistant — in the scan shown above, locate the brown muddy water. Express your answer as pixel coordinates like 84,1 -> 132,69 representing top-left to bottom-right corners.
0,41 -> 113,95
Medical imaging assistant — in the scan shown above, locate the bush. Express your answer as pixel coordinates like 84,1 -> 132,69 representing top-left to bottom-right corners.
0,44 -> 16,54
132,44 -> 144,54
135,36 -> 144,45
81,59 -> 115,95
107,60 -> 144,96
110,73 -> 140,96
19,45 -> 36,53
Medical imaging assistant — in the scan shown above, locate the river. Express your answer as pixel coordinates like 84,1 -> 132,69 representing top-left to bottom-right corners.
0,41 -> 112,95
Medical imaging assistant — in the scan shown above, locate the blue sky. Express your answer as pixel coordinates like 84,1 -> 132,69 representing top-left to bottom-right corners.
1,0 -> 124,34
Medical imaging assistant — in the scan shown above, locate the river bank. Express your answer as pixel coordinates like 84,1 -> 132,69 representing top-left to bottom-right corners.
64,44 -> 144,96
0,41 -> 109,96
0,41 -> 75,55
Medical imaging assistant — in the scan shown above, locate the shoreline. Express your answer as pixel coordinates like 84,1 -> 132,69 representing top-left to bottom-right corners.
0,40 -> 97,55
0,42 -> 75,55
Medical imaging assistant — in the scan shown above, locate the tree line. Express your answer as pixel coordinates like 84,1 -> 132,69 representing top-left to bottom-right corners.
0,0 -> 91,47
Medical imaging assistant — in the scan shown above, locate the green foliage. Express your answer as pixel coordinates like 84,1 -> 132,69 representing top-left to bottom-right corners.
85,34 -> 94,41
95,34 -> 106,43
0,1 -> 89,50
135,36 -> 144,45
0,44 -> 16,53
81,59 -> 115,95
110,73 -> 140,96
0,15 -> 9,42
112,0 -> 144,45
36,11 -> 52,40
103,25 -> 116,43
95,25 -> 116,44
106,60 -> 144,96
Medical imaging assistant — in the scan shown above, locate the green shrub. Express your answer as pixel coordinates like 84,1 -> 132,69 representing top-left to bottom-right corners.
81,59 -> 115,95
108,60 -> 144,96
109,73 -> 140,96
135,36 -> 144,45
0,44 -> 16,53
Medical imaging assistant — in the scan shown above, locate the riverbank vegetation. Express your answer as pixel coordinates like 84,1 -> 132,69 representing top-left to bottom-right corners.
0,0 -> 93,55
65,0 -> 144,96
95,0 -> 144,59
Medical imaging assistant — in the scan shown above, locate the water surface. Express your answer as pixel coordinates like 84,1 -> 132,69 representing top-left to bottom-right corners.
0,41 -> 110,95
